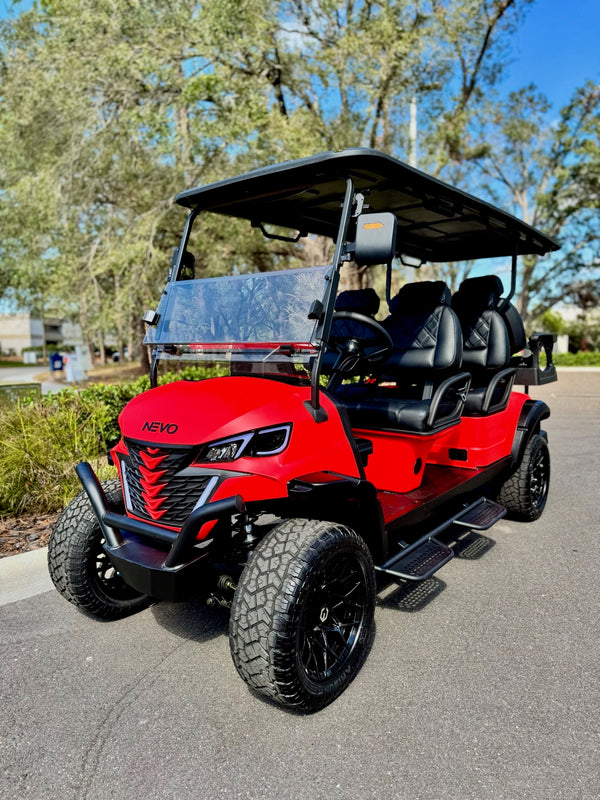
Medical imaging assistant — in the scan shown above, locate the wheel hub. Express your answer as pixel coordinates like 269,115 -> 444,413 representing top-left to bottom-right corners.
299,553 -> 368,683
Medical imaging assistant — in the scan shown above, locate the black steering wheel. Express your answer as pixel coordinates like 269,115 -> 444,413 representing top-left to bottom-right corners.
327,310 -> 393,375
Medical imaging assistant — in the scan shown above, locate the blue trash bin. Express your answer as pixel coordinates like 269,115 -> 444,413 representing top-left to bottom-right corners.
49,353 -> 64,372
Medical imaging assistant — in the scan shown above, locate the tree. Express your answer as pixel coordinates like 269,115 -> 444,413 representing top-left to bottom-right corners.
0,0 -> 545,362
470,82 -> 600,323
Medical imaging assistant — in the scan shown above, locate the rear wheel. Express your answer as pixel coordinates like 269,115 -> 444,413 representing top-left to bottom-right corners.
497,434 -> 550,521
229,519 -> 376,712
48,479 -> 150,620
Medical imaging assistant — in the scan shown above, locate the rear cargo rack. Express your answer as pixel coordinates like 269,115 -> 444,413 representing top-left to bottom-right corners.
513,333 -> 557,386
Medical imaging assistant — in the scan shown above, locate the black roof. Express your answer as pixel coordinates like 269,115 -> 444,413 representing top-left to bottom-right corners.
175,148 -> 559,263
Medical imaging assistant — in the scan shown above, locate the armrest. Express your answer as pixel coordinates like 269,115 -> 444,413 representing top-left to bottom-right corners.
426,371 -> 472,429
481,367 -> 516,414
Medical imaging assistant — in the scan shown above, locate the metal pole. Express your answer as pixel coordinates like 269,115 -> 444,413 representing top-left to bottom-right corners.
409,95 -> 418,168
309,178 -> 355,414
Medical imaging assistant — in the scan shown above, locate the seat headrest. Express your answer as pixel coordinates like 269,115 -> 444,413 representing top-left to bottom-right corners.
388,281 -> 451,316
454,275 -> 504,311
335,288 -> 380,316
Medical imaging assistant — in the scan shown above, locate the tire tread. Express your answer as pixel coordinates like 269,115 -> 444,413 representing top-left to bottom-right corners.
229,519 -> 375,711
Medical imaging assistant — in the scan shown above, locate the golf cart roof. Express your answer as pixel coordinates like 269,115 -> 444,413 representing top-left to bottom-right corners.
175,148 -> 559,263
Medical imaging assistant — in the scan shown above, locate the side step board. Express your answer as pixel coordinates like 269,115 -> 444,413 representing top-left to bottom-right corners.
375,498 -> 506,582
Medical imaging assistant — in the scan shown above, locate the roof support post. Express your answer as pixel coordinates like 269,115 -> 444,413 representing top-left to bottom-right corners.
499,241 -> 518,311
309,177 -> 355,418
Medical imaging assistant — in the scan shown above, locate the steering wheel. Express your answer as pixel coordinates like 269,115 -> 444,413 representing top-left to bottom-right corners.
327,311 -> 393,375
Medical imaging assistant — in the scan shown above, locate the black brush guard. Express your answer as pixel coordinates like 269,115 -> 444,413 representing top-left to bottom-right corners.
76,462 -> 245,601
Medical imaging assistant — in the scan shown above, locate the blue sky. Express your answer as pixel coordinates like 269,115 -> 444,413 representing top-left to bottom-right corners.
500,0 -> 599,109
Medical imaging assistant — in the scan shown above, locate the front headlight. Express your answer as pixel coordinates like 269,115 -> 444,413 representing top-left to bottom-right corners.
197,424 -> 292,464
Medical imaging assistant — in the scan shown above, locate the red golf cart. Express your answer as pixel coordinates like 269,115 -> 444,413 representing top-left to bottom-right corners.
48,149 -> 558,711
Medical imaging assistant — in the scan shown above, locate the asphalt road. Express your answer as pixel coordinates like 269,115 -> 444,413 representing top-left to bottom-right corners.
1,371 -> 598,800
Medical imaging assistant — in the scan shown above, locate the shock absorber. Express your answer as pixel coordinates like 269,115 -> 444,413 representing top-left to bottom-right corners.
242,513 -> 259,550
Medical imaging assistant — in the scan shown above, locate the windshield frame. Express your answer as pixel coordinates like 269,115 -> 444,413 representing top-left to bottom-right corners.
146,177 -> 354,418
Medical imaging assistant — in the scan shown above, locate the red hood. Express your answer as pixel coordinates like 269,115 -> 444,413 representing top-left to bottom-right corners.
119,377 -> 313,445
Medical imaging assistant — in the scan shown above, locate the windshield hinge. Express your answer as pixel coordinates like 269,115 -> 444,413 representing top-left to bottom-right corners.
353,192 -> 370,217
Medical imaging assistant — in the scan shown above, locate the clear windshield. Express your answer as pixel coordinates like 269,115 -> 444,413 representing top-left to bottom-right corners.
145,265 -> 329,366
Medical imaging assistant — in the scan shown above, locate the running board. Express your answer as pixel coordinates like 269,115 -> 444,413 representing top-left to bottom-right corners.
376,496 -> 506,581
376,537 -> 453,581
453,497 -> 506,530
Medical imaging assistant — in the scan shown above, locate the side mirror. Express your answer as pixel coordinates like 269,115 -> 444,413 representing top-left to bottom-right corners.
143,309 -> 160,326
354,212 -> 397,267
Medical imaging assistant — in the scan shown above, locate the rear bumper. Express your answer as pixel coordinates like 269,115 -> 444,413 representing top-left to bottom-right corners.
76,462 -> 245,601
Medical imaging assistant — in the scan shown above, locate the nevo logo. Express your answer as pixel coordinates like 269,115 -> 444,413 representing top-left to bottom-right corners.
142,420 -> 179,434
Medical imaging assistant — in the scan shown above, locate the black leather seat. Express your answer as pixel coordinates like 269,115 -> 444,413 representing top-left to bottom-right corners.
451,275 -> 523,415
321,288 -> 384,377
338,281 -> 470,433
335,288 -> 380,316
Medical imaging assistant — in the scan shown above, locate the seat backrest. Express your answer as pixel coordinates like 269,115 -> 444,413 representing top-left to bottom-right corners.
382,281 -> 462,376
334,288 -> 380,316
321,288 -> 382,374
452,275 -> 526,374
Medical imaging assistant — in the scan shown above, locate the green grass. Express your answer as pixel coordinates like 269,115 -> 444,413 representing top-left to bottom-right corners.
0,359 -> 35,368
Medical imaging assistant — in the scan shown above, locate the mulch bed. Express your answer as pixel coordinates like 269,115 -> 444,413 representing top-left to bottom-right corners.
0,513 -> 58,558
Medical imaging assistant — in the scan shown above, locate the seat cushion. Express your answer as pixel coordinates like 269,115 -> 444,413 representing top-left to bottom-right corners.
344,396 -> 458,433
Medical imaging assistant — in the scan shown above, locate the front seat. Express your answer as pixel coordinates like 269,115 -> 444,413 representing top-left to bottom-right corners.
340,281 -> 470,433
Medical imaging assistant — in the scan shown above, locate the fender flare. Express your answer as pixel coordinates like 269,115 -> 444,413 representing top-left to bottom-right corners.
511,399 -> 550,469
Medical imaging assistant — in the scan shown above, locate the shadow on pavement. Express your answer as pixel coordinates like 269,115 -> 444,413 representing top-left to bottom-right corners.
377,576 -> 446,612
151,597 -> 229,642
452,531 -> 496,560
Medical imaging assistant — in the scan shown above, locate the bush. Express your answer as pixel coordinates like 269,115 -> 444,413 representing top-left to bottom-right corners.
553,351 -> 600,367
0,364 -> 222,517
0,395 -> 115,517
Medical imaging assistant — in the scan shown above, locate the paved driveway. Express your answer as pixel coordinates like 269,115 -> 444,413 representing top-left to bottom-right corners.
1,371 -> 598,800
0,366 -> 63,394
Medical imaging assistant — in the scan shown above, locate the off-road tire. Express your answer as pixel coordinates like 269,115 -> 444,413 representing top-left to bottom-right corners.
497,434 -> 550,521
48,479 -> 150,620
229,519 -> 376,712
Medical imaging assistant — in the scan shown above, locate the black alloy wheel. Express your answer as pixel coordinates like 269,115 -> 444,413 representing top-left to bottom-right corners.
497,434 -> 551,521
48,479 -> 150,619
299,553 -> 369,683
229,519 -> 376,712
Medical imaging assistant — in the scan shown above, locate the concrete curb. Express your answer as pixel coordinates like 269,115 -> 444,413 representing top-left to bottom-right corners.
0,547 -> 53,607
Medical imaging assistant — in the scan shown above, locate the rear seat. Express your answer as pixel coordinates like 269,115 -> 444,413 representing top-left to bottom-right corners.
451,276 -> 524,415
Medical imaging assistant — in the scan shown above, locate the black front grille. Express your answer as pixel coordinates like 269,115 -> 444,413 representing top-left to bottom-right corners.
122,440 -> 215,528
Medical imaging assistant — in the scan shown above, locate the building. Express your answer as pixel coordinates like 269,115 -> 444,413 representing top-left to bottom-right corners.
0,312 -> 82,356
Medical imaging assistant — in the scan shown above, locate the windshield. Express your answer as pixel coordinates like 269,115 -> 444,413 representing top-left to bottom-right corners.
145,265 -> 329,366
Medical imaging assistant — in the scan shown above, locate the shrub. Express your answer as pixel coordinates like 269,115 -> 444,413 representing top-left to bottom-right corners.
0,364 -> 223,517
0,395 -> 115,517
553,351 -> 600,367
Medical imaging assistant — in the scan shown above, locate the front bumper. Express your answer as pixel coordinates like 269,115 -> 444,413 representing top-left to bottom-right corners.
76,462 -> 245,601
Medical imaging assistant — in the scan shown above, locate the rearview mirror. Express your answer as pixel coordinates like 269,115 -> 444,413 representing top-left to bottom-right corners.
354,212 -> 397,267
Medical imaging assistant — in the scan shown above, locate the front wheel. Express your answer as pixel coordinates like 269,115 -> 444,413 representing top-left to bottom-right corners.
48,479 -> 150,620
229,519 -> 376,712
497,434 -> 550,521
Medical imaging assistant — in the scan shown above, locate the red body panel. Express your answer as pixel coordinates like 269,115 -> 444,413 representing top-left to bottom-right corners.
112,380 -> 530,539
428,392 -> 528,469
115,378 -> 361,535
351,427 -> 450,493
